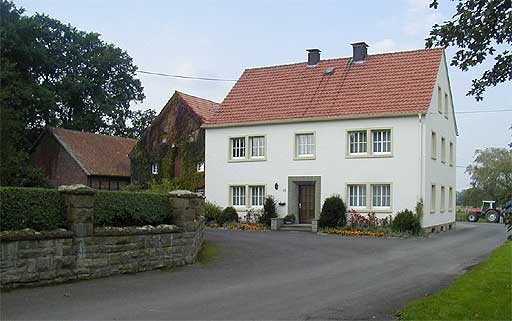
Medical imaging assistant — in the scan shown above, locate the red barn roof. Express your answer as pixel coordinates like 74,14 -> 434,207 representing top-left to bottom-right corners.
50,128 -> 136,177
205,48 -> 444,127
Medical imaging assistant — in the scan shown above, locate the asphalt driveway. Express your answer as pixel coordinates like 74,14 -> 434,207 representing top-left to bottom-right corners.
1,222 -> 508,320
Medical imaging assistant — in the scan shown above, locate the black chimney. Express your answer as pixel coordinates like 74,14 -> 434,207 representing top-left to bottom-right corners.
306,49 -> 321,66
351,42 -> 368,63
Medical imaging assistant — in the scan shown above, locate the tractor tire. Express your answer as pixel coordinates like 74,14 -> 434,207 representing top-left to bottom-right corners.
486,210 -> 500,223
467,213 -> 479,222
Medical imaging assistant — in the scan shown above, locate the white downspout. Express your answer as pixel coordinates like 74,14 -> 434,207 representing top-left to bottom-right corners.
418,113 -> 424,203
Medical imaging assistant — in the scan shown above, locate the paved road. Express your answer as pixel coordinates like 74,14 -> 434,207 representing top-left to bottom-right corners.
1,223 -> 508,320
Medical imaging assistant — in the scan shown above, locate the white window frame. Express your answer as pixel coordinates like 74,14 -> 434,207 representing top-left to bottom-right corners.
295,132 -> 315,159
346,128 -> 393,158
196,161 -> 205,173
371,184 -> 391,209
249,136 -> 265,159
448,187 -> 454,211
250,185 -> 265,207
431,184 -> 436,213
230,137 -> 246,159
151,163 -> 159,175
441,137 -> 446,163
437,86 -> 443,114
347,184 -> 367,208
348,131 -> 367,155
444,92 -> 449,118
431,131 -> 437,160
440,185 -> 446,212
231,186 -> 246,207
371,129 -> 392,154
449,142 -> 454,167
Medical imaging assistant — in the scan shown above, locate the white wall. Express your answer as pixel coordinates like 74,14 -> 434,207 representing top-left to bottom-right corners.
422,53 -> 457,227
206,116 -> 424,221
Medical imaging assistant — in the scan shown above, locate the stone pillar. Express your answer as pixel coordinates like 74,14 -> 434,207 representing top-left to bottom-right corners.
169,190 -> 204,232
271,218 -> 284,231
311,219 -> 319,233
58,184 -> 96,237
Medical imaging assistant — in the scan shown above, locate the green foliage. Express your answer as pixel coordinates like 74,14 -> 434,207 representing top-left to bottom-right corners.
205,201 -> 222,223
127,109 -> 156,139
258,196 -> 277,227
399,241 -> 512,320
465,148 -> 512,205
0,1 -> 145,186
0,187 -> 66,231
94,191 -> 172,227
217,207 -> 239,225
426,0 -> 512,100
148,179 -> 184,193
122,183 -> 142,192
460,187 -> 492,207
319,195 -> 347,228
392,209 -> 421,235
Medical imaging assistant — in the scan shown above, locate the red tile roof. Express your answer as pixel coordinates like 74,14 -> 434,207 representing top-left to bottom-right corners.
205,48 -> 444,126
176,91 -> 220,121
51,128 -> 137,177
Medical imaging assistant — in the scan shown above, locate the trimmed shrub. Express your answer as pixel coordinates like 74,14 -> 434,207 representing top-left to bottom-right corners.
392,209 -> 421,235
94,191 -> 172,227
319,195 -> 347,228
259,195 -> 278,227
205,201 -> 223,223
217,206 -> 239,225
0,187 -> 66,231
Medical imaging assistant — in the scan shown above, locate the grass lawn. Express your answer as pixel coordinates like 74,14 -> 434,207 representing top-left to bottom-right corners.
196,240 -> 220,264
399,241 -> 511,320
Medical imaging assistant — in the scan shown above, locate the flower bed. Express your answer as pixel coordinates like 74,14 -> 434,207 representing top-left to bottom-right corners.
322,228 -> 386,237
208,222 -> 267,231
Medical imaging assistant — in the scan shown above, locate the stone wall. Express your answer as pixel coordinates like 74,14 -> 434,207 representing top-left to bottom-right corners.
0,187 -> 204,289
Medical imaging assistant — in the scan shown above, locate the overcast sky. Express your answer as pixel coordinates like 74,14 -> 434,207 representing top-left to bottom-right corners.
16,0 -> 512,190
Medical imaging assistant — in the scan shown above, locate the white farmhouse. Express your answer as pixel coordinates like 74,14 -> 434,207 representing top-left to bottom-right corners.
204,43 -> 457,232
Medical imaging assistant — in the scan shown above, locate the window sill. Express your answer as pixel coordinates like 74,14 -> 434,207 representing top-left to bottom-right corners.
228,158 -> 267,163
346,153 -> 393,159
293,155 -> 316,161
348,207 -> 392,214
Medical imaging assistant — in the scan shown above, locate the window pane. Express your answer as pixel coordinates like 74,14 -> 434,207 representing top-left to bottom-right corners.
232,138 -> 246,158
296,133 -> 314,156
372,184 -> 390,207
372,130 -> 391,153
232,186 -> 246,206
250,136 -> 265,158
349,131 -> 367,154
250,186 -> 265,206
348,185 -> 366,207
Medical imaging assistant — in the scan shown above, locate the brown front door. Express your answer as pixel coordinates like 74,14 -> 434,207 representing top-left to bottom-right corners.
298,184 -> 315,224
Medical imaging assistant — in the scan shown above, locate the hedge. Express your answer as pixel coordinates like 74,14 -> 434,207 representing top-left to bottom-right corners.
0,187 -> 67,231
94,191 -> 172,227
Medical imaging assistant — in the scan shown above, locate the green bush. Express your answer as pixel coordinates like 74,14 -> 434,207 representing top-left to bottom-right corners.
205,201 -> 223,223
392,209 -> 421,235
319,195 -> 347,228
94,191 -> 172,227
259,196 -> 278,227
217,206 -> 239,225
0,187 -> 66,231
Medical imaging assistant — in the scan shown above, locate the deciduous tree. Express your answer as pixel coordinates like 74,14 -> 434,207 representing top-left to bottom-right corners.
426,0 -> 512,100
465,148 -> 512,205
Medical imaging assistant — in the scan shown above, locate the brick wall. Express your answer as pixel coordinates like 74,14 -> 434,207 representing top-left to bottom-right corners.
0,187 -> 204,289
31,133 -> 89,187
